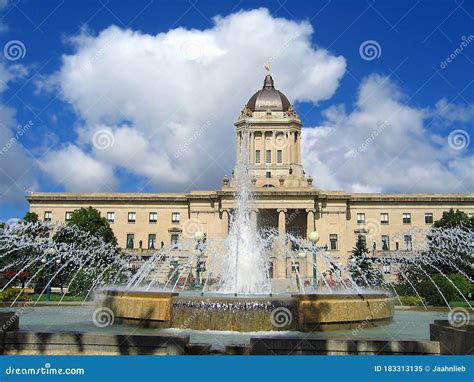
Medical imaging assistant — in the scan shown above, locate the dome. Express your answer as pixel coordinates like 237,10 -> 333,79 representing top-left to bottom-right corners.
246,74 -> 291,112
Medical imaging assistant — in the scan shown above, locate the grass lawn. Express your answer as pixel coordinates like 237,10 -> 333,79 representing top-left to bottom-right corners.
28,294 -> 85,302
450,301 -> 473,308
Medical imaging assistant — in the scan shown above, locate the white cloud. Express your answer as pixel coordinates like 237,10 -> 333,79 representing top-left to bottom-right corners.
302,74 -> 474,193
39,145 -> 117,192
41,8 -> 346,192
0,61 -> 36,205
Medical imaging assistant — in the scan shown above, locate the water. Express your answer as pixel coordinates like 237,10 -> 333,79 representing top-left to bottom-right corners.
2,305 -> 470,345
0,133 -> 472,310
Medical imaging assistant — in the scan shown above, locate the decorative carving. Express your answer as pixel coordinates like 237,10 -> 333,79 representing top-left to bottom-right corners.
279,176 -> 285,186
307,176 -> 313,186
239,104 -> 253,119
284,104 -> 299,119
223,175 -> 229,187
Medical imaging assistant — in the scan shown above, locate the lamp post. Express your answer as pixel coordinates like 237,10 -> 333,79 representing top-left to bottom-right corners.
194,231 -> 206,289
41,248 -> 60,301
308,231 -> 320,289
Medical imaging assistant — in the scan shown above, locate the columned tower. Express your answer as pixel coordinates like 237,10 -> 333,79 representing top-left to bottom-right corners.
233,71 -> 312,188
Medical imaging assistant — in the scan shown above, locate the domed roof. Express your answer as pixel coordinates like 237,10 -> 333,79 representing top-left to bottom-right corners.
246,74 -> 291,112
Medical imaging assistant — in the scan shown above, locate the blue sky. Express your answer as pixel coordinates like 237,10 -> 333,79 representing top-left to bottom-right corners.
0,0 -> 473,221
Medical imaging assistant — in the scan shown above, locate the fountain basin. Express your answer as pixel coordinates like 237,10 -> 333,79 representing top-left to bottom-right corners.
99,289 -> 394,332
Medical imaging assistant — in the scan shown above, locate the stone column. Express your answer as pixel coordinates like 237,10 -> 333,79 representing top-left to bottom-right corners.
249,131 -> 253,164
221,209 -> 229,236
277,208 -> 287,237
250,209 -> 258,228
306,209 -> 315,237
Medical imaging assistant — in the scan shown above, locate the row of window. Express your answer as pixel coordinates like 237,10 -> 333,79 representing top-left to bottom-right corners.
45,211 -> 181,224
355,212 -> 433,225
255,150 -> 283,164
126,233 -> 180,249
328,234 -> 413,251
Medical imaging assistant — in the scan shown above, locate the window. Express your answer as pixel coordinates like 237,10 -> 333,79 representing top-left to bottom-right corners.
171,233 -> 180,245
356,213 -> 365,224
128,212 -> 136,223
65,211 -> 73,222
291,262 -> 300,273
381,235 -> 390,251
380,213 -> 389,224
126,234 -> 134,249
266,171 -> 271,179
149,212 -> 157,223
403,213 -> 411,224
148,234 -> 156,249
329,234 -> 338,250
425,213 -> 433,224
107,212 -> 115,223
404,235 -> 412,251
171,212 -> 180,223
277,150 -> 283,164
44,211 -> 52,222
255,150 -> 261,164
266,149 -> 271,164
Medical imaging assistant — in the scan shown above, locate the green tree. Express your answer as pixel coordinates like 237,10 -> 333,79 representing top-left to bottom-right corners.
427,209 -> 473,276
54,207 -> 117,246
23,212 -> 39,223
349,235 -> 383,287
433,208 -> 474,229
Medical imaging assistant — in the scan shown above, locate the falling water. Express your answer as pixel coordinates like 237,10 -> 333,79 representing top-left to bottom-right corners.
217,128 -> 271,294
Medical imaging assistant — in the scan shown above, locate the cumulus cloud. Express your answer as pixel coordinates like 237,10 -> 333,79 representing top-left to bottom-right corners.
0,60 -> 36,205
302,74 -> 474,193
39,145 -> 117,192
40,8 -> 346,192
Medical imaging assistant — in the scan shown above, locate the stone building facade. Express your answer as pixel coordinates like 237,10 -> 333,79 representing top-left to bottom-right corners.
28,73 -> 474,272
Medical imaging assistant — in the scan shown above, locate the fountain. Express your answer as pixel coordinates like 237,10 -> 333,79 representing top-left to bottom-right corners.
97,130 -> 394,332
2,132 -> 472,333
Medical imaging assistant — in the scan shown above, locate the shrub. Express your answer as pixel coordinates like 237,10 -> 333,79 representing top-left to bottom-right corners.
0,288 -> 29,302
397,295 -> 423,306
395,273 -> 472,306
